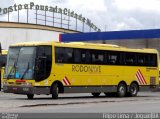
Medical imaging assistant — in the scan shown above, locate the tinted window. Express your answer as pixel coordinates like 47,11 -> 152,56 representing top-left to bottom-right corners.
55,47 -> 65,63
107,52 -> 121,65
35,46 -> 52,81
149,54 -> 157,66
55,46 -> 157,67
124,53 -> 136,65
91,50 -> 104,64
65,48 -> 73,63
74,49 -> 81,63
55,47 -> 73,63
137,53 -> 157,66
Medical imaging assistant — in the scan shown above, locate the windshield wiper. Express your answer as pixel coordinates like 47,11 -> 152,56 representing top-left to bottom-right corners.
6,62 -> 16,79
21,62 -> 29,80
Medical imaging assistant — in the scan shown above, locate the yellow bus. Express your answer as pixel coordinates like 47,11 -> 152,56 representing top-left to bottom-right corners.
3,41 -> 159,99
0,50 -> 8,91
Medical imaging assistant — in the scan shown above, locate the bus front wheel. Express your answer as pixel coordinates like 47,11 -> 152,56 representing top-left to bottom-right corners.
51,83 -> 59,99
117,83 -> 127,97
27,94 -> 34,99
91,93 -> 101,97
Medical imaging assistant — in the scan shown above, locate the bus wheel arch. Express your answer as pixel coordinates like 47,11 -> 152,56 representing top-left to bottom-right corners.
50,80 -> 64,99
128,81 -> 139,97
117,81 -> 127,97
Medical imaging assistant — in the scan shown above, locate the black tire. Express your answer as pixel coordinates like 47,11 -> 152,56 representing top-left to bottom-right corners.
128,83 -> 138,97
91,92 -> 101,97
51,83 -> 59,99
117,83 -> 127,97
27,94 -> 34,99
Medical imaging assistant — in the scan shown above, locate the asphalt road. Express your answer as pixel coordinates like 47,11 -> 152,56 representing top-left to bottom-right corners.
0,91 -> 160,113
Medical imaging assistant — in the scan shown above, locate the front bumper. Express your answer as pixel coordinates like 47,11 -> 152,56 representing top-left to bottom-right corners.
3,85 -> 34,94
3,85 -> 51,94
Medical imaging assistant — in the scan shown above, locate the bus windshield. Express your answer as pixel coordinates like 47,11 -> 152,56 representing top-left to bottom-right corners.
5,47 -> 36,79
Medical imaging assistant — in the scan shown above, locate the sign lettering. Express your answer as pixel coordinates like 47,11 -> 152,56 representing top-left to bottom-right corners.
72,65 -> 101,73
0,2 -> 101,32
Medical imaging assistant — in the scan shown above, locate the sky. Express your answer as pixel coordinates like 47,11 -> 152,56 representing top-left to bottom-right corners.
0,0 -> 160,31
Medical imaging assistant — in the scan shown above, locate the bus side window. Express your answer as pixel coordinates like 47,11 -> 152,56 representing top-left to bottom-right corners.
108,55 -> 116,64
85,50 -> 91,63
81,51 -> 86,63
55,47 -> 65,63
65,48 -> 73,63
138,54 -> 145,65
149,54 -> 157,66
125,53 -> 136,65
137,54 -> 157,66
80,50 -> 91,64
97,54 -> 104,63
74,49 -> 81,63
107,52 -> 120,65
91,50 -> 104,64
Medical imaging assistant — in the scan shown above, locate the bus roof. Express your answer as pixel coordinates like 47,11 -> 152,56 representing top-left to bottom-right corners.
9,41 -> 158,54
10,41 -> 54,47
56,42 -> 158,54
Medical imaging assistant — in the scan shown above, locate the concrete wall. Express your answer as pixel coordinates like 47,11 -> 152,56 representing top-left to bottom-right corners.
0,22 -> 78,49
0,28 -> 60,49
90,38 -> 160,53
104,39 -> 160,51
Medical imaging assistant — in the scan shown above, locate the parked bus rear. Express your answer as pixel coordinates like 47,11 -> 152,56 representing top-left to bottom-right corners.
0,50 -> 8,91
